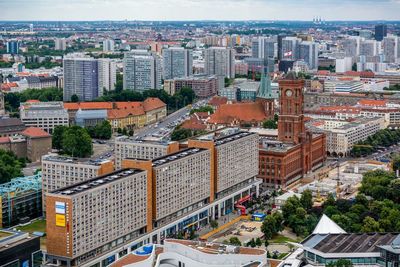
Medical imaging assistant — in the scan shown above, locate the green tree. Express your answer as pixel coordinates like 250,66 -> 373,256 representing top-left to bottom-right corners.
0,149 -> 26,184
70,94 -> 79,102
327,259 -> 353,267
115,73 -> 123,92
52,125 -> 67,150
61,126 -> 93,157
210,220 -> 218,229
229,237 -> 242,246
255,237 -> 262,247
263,119 -> 277,129
87,121 -> 112,140
190,105 -> 214,115
361,216 -> 381,233
300,189 -> 313,210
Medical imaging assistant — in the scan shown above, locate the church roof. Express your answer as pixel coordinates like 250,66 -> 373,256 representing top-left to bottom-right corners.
284,71 -> 298,80
312,214 -> 346,235
257,72 -> 274,99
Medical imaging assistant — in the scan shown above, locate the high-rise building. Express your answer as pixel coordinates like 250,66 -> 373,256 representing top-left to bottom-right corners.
204,47 -> 235,79
277,34 -> 286,60
375,24 -> 388,41
298,41 -> 319,70
383,36 -> 399,63
6,41 -> 19,54
162,47 -> 193,80
97,58 -> 116,94
46,130 -> 262,266
360,40 -> 378,57
252,37 -> 277,59
54,38 -> 67,51
281,37 -> 301,61
0,91 -> 5,116
102,39 -> 115,52
63,56 -> 99,102
341,38 -> 358,58
123,50 -> 162,92
164,75 -> 219,98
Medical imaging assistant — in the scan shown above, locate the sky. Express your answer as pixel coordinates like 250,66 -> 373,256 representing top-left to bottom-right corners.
1,0 -> 400,21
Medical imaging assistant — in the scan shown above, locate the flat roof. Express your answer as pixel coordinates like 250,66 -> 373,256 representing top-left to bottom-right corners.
0,230 -> 39,252
51,168 -> 144,196
116,136 -> 173,146
214,131 -> 255,146
42,155 -> 110,166
151,148 -> 207,167
303,233 -> 400,254
167,239 -> 265,255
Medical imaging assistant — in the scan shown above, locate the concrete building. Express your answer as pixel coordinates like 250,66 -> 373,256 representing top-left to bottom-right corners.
103,39 -> 115,52
383,36 -> 399,63
114,137 -> 179,169
360,40 -> 378,57
375,24 -> 388,41
20,101 -> 69,134
298,41 -> 319,70
75,109 -> 108,127
341,38 -> 358,57
164,75 -> 219,98
55,38 -> 67,51
162,47 -> 193,80
0,118 -> 26,137
63,56 -> 99,102
123,50 -> 162,92
281,37 -> 301,61
98,58 -> 116,93
204,47 -> 235,79
335,57 -> 353,73
0,91 -> 4,116
252,36 -> 277,59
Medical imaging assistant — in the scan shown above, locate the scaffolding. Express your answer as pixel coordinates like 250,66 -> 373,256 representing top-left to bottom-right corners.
0,173 -> 42,228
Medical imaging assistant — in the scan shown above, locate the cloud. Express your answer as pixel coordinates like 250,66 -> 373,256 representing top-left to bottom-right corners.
0,0 -> 399,20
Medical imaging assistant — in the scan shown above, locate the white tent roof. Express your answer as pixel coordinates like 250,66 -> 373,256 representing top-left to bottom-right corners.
312,214 -> 347,234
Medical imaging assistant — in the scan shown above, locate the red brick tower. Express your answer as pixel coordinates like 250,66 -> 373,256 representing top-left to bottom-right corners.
278,72 -> 306,145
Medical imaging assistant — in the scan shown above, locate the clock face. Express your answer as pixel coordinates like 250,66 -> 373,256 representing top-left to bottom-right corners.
285,89 -> 293,97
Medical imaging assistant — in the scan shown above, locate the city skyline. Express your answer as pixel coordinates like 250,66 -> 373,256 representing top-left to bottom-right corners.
1,0 -> 400,21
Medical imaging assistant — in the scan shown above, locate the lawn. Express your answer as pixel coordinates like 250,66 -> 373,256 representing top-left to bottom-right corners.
269,234 -> 301,243
16,219 -> 46,233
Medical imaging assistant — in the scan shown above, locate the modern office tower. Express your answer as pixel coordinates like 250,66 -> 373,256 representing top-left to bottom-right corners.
281,37 -> 301,61
123,50 -> 162,92
98,58 -> 116,94
383,36 -> 399,63
162,47 -> 193,80
277,34 -> 286,60
46,169 -> 148,266
164,75 -> 219,98
252,37 -> 277,59
341,38 -> 358,57
6,41 -> 19,54
54,38 -> 67,51
63,56 -> 99,102
360,40 -> 378,57
204,47 -> 235,79
375,24 -> 388,41
298,41 -> 319,70
19,101 -> 69,134
102,39 -> 115,52
114,137 -> 179,169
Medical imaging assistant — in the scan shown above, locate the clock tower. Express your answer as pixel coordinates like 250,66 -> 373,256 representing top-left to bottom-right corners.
278,72 -> 306,144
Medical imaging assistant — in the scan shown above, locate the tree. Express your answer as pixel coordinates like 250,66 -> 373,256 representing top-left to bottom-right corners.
300,189 -> 313,210
361,216 -> 381,233
246,238 -> 256,248
52,125 -> 68,150
70,94 -> 79,102
255,237 -> 262,247
263,119 -> 277,129
229,237 -> 242,246
327,259 -> 353,267
210,220 -> 218,229
0,149 -> 26,184
190,105 -> 214,115
87,121 -> 112,140
61,126 -> 93,158
261,212 -> 284,240
115,73 -> 123,92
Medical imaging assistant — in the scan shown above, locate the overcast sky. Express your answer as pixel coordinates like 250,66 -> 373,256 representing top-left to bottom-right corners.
1,0 -> 399,21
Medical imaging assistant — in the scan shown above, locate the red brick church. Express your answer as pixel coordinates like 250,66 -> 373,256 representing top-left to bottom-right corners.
258,72 -> 326,189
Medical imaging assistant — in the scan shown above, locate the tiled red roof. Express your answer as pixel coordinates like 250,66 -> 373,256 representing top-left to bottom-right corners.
208,96 -> 228,107
208,102 -> 267,124
358,99 -> 387,107
22,127 -> 51,138
107,107 -> 145,119
64,102 -> 113,110
0,137 -> 10,143
26,99 -> 40,103
114,102 -> 143,110
181,116 -> 207,130
143,98 -> 166,112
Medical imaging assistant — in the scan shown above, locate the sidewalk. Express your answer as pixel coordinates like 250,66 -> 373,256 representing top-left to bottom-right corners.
199,214 -> 250,241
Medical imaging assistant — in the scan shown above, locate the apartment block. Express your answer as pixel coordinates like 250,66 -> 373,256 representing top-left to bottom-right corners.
46,169 -> 148,266
20,101 -> 69,134
114,137 -> 179,169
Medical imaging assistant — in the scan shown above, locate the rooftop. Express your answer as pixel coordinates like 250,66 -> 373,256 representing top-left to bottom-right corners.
0,229 -> 39,252
168,239 -> 265,255
116,136 -> 173,146
21,127 -> 51,138
151,147 -> 207,167
42,155 -> 110,165
51,169 -> 143,196
302,233 -> 400,254
214,131 -> 254,146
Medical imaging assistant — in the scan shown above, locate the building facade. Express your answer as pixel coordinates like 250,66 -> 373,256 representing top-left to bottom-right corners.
164,75 -> 219,98
162,47 -> 193,80
204,47 -> 235,79
98,58 -> 116,93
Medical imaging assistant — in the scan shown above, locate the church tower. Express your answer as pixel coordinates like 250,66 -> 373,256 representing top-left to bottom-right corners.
277,72 -> 306,144
256,71 -> 275,119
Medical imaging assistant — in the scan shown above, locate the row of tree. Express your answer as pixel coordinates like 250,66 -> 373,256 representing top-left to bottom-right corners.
351,128 -> 400,157
171,125 -> 207,141
189,105 -> 214,115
